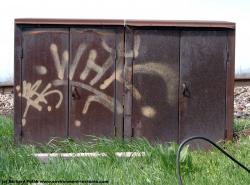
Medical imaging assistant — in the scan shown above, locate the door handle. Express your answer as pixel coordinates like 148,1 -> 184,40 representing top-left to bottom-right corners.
182,82 -> 191,98
72,86 -> 81,100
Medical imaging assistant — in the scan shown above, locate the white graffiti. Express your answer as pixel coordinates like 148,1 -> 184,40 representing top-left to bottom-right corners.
35,65 -> 47,75
53,80 -> 123,115
17,31 -> 177,126
70,43 -> 87,80
16,80 -> 63,126
50,43 -> 69,80
79,49 -> 113,86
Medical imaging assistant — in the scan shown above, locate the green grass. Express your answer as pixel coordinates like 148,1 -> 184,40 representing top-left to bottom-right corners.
234,118 -> 250,133
0,116 -> 249,185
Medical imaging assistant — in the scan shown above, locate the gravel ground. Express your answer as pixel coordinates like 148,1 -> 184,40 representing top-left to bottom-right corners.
0,86 -> 250,118
234,86 -> 250,119
0,93 -> 13,117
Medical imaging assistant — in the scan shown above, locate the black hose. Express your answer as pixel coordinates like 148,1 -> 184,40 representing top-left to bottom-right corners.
176,136 -> 250,185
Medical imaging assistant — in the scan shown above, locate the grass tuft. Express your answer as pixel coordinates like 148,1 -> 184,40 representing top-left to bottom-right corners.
234,118 -> 250,133
0,116 -> 249,184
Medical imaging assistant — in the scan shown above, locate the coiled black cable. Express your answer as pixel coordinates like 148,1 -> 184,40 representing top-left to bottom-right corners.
176,136 -> 250,185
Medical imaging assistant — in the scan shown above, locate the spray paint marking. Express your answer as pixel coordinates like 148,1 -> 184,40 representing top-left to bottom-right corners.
125,34 -> 140,58
133,62 -> 177,106
50,43 -> 68,80
16,85 -> 20,91
69,43 -> 87,80
35,65 -> 47,75
53,80 -> 123,115
25,33 -> 177,126
80,50 -> 113,86
75,120 -> 82,127
17,80 -> 63,126
141,106 -> 156,118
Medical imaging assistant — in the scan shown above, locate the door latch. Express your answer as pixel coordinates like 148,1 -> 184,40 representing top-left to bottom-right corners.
182,82 -> 191,98
72,86 -> 81,100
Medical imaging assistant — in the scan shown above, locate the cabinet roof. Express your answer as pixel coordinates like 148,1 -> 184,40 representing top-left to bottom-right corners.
15,19 -> 235,29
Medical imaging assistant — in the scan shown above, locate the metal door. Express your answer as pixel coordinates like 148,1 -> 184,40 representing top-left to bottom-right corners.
20,28 -> 69,143
69,28 -> 124,140
179,30 -> 228,143
125,27 -> 180,142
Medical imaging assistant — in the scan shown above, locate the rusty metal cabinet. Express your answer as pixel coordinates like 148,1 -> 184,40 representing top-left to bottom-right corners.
14,19 -> 235,144
68,28 -> 124,140
125,28 -> 180,142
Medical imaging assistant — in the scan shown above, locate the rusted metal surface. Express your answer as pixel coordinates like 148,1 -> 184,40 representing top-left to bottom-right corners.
123,27 -> 133,138
115,30 -> 125,138
15,19 -> 125,26
20,28 -> 69,143
14,25 -> 22,144
179,30 -> 228,145
126,20 -> 235,29
226,30 -> 235,140
129,28 -> 180,142
15,19 -> 235,29
68,27 -> 123,140
14,19 -> 235,145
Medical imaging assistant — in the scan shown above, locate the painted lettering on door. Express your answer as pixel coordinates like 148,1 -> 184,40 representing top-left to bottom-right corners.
16,32 -> 176,126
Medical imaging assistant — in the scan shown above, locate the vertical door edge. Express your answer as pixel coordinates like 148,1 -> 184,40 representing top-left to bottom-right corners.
225,29 -> 235,140
114,27 -> 125,138
123,26 -> 133,139
14,25 -> 23,145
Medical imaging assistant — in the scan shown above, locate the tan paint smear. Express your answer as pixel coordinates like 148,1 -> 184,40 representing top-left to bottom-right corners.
125,34 -> 140,58
100,66 -> 141,101
35,65 -> 47,75
50,43 -> 69,80
141,106 -> 156,118
89,55 -> 113,86
101,40 -> 113,53
100,68 -> 123,90
18,80 -> 63,125
133,62 -> 177,105
74,120 -> 82,127
69,43 -> 87,80
16,85 -> 20,91
53,80 -> 123,115
82,95 -> 119,114
22,118 -> 26,127
80,50 -> 113,86
47,106 -> 52,112
80,49 -> 98,81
